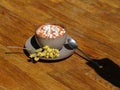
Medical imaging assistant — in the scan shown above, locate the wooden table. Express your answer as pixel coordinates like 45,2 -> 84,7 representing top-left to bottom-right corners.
0,0 -> 120,90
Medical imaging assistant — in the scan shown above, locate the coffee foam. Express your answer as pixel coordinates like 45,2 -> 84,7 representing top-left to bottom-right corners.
36,24 -> 66,38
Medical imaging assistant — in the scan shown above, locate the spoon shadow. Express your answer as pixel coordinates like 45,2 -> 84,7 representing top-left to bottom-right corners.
87,58 -> 120,88
76,52 -> 120,88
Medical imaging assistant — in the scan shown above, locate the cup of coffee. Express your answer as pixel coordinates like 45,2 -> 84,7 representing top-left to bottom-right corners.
35,23 -> 67,50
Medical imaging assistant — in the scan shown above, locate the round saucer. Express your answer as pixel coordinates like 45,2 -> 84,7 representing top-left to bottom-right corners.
24,35 -> 75,61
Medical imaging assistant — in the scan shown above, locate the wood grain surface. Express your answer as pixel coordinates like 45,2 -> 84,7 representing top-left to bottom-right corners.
0,0 -> 120,90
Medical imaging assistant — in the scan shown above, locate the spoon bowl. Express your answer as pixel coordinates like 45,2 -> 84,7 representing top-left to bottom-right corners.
68,38 -> 78,49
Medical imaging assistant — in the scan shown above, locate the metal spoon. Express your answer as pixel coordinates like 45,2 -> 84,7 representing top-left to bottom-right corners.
68,38 -> 101,68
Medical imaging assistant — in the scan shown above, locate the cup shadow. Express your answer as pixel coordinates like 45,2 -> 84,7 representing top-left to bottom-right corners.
75,52 -> 120,88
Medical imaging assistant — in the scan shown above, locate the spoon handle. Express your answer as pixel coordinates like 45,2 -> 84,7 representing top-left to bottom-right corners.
77,48 -> 100,68
77,48 -> 91,60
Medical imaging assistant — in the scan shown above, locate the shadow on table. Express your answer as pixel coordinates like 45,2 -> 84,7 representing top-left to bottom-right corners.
76,53 -> 120,88
25,46 -> 120,87
74,51 -> 120,88
86,58 -> 120,88
75,52 -> 120,88
23,36 -> 120,87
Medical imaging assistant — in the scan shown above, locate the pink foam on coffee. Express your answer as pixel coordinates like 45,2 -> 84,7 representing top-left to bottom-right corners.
36,24 -> 66,38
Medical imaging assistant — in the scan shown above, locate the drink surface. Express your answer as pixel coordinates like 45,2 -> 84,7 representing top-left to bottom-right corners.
36,24 -> 66,38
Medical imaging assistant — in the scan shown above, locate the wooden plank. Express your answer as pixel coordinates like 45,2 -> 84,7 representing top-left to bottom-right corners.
0,0 -> 120,89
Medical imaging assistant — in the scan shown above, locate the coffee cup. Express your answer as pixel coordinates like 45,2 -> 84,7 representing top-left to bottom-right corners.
35,24 -> 67,50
